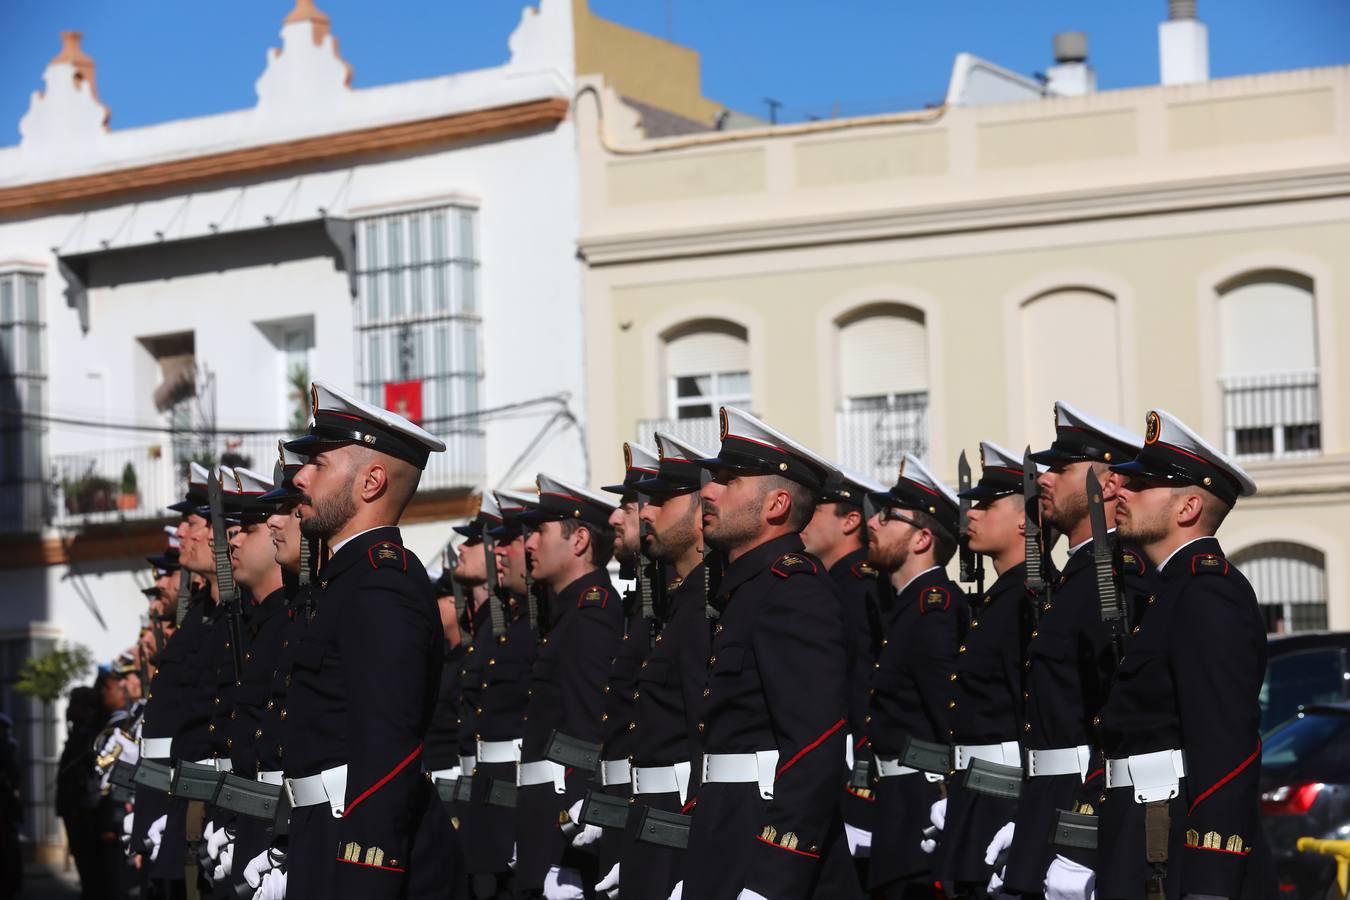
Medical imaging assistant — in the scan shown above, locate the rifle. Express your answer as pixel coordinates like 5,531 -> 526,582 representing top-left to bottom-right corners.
175,553 -> 193,628
523,525 -> 540,639
1085,468 -> 1127,662
957,451 -> 985,596
1023,448 -> 1049,625
207,472 -> 245,686
482,533 -> 505,639
636,493 -> 664,648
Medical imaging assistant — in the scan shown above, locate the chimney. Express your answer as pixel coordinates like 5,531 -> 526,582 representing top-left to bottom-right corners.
1159,0 -> 1209,85
1046,32 -> 1095,97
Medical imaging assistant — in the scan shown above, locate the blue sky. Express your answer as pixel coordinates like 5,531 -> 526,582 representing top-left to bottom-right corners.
1,0 -> 1347,136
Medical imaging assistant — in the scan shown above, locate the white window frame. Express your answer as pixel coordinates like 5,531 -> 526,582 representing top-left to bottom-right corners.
667,369 -> 751,421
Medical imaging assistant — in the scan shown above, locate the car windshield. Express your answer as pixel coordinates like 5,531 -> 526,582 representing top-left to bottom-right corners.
1260,647 -> 1347,733
1262,709 -> 1350,783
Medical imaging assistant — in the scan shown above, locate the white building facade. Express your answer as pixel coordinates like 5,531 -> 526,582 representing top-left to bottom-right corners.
0,0 -> 586,845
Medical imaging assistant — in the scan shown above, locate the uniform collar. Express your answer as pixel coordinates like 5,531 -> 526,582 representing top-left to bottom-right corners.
829,547 -> 870,580
666,561 -> 706,614
897,565 -> 946,602
248,587 -> 288,630
551,567 -> 613,626
718,532 -> 805,597
318,525 -> 402,583
895,564 -> 941,598
1159,535 -> 1221,579
987,560 -> 1028,598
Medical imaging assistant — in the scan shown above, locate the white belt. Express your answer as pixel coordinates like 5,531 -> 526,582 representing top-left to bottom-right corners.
284,765 -> 348,818
1024,745 -> 1092,779
428,767 -> 460,783
701,751 -> 779,801
953,741 -> 1022,771
477,738 -> 522,765
195,758 -> 233,773
630,762 -> 692,805
257,770 -> 284,786
459,755 -> 477,777
1106,749 -> 1187,803
517,760 -> 566,795
140,737 -> 173,760
599,759 -> 631,787
875,755 -> 944,783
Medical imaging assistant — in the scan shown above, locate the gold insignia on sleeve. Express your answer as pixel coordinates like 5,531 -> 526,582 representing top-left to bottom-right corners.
1074,801 -> 1094,816
1203,831 -> 1222,849
779,554 -> 806,568
342,841 -> 362,862
923,588 -> 948,610
1185,829 -> 1199,847
859,563 -> 877,576
779,832 -> 799,851
376,547 -> 399,561
364,847 -> 385,867
668,577 -> 685,591
584,586 -> 604,603
1225,835 -> 1245,853
1145,411 -> 1161,445
760,825 -> 778,843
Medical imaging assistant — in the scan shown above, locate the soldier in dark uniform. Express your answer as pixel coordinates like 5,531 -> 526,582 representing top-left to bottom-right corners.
932,442 -> 1036,896
863,453 -> 965,900
799,465 -> 890,884
238,445 -> 319,897
1090,409 -> 1272,900
197,467 -> 293,896
280,380 -> 457,900
461,489 -> 539,900
614,432 -> 711,900
581,443 -> 664,893
512,474 -> 622,898
994,402 -> 1153,895
683,406 -> 860,900
138,462 -> 218,897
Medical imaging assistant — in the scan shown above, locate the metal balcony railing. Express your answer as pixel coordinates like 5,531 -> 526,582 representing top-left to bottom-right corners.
1221,370 -> 1321,459
836,396 -> 929,484
42,427 -> 484,530
635,416 -> 724,456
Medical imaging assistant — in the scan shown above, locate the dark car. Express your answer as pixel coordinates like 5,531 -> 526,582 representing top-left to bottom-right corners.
1262,633 -> 1350,735
1260,704 -> 1350,898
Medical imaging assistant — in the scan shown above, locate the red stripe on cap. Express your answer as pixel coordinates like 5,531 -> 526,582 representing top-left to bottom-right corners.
1156,440 -> 1212,467
776,719 -> 846,778
342,743 -> 423,817
1189,741 -> 1260,815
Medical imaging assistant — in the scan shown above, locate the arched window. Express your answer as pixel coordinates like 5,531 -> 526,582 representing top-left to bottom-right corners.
1218,271 -> 1320,458
1231,541 -> 1327,634
1020,288 -> 1122,443
652,319 -> 750,448
835,303 -> 929,478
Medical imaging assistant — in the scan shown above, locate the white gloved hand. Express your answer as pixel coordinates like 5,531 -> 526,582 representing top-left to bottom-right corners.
207,823 -> 230,860
255,867 -> 287,900
202,820 -> 216,846
543,865 -> 586,900
1044,854 -> 1095,900
114,730 -> 140,765
596,862 -> 621,899
736,891 -> 771,900
508,842 -> 518,871
985,820 -> 1015,894
212,842 -> 235,882
122,811 -> 134,838
667,883 -> 683,900
930,796 -> 948,830
147,814 -> 167,862
573,822 -> 604,848
844,822 -> 872,857
242,849 -> 274,889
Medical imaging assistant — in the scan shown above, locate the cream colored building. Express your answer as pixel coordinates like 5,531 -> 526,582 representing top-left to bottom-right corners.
576,23 -> 1350,632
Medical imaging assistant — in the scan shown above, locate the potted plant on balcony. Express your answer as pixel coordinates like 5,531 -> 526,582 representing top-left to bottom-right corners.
117,461 -> 140,511
62,465 -> 118,514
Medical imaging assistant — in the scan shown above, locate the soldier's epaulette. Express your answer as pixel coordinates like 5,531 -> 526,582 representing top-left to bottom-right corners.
368,542 -> 407,572
1191,554 -> 1229,576
919,585 -> 951,614
771,553 -> 817,578
1119,549 -> 1146,576
578,585 -> 610,609
850,561 -> 878,580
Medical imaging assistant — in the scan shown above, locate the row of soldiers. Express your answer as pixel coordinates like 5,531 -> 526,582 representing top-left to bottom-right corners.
90,378 -> 1272,900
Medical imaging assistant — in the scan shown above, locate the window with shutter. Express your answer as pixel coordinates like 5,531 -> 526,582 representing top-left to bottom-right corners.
1021,288 -> 1122,446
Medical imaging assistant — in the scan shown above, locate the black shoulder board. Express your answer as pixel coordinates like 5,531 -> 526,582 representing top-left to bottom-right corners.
367,542 -> 407,572
920,586 -> 951,614
771,553 -> 817,578
578,585 -> 610,609
1190,554 -> 1229,576
850,561 -> 878,580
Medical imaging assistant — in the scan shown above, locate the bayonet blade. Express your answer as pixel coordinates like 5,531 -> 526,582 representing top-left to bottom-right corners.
958,451 -> 975,583
207,472 -> 238,604
1023,448 -> 1045,592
